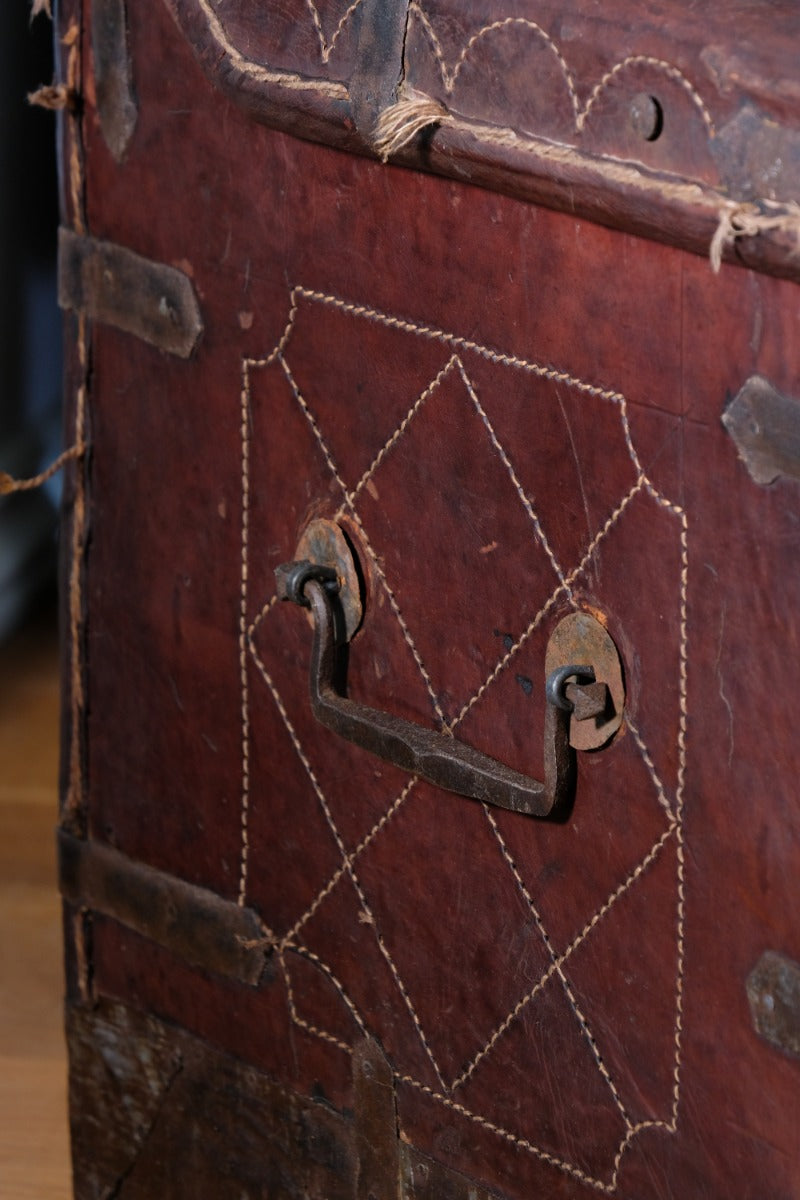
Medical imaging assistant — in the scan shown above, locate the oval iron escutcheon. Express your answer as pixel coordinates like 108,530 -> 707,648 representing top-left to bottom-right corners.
545,611 -> 625,750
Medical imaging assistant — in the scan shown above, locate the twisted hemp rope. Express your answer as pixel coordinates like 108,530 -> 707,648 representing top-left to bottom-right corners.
375,89 -> 800,273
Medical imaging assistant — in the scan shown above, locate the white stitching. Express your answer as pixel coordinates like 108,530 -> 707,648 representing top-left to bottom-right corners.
304,0 -> 363,64
279,951 -> 353,1055
282,779 -> 417,944
194,0 -> 349,96
475,807 -> 632,1125
453,478 -> 644,728
246,632 -> 448,1090
626,715 -> 674,817
346,353 -> 460,505
294,286 -> 629,403
459,359 -> 571,596
453,823 -> 676,1088
408,3 -> 715,138
237,360 -> 252,906
278,352 -> 448,726
410,5 -> 579,124
579,54 -> 714,136
282,939 -> 370,1042
238,285 -> 691,1191
396,1073 -> 619,1194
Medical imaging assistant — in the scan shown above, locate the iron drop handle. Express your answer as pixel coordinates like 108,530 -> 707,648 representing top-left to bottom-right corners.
275,560 -> 605,818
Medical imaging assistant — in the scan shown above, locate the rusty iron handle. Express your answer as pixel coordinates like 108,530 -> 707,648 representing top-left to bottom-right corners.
282,565 -> 590,817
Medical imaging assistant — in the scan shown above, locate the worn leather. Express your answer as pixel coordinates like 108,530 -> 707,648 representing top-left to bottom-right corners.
162,0 -> 800,284
62,1 -> 800,1197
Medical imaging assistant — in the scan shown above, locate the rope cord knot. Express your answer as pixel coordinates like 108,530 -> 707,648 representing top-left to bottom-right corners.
373,88 -> 449,162
710,200 -> 800,272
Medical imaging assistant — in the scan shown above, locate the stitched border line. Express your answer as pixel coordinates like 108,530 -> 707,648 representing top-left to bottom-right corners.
246,630 -> 448,1091
187,0 -> 793,274
478,807 -> 632,1123
194,0 -> 349,96
407,4 -> 714,138
236,283 -> 690,1193
278,352 -> 447,726
304,0 -> 363,64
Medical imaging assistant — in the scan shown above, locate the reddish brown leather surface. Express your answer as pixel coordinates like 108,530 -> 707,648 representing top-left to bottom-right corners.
402,0 -> 800,157
164,0 -> 800,282
170,0 -> 800,154
63,1 -> 800,1197
207,0 -> 363,83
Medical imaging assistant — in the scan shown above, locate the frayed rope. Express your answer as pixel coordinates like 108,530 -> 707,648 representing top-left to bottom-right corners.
374,88 -> 450,162
375,88 -> 800,276
0,442 -> 86,496
710,200 -> 800,272
28,83 -> 75,111
236,933 -> 277,951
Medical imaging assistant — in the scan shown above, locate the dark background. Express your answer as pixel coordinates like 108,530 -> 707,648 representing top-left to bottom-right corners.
0,2 -> 62,640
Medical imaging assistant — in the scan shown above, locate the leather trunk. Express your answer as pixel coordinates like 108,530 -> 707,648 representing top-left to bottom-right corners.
57,2 -> 800,1197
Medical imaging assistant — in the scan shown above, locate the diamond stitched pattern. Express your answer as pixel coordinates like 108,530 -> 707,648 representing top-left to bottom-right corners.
237,286 -> 688,1195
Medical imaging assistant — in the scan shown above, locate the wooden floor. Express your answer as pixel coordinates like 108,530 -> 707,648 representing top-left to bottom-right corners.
0,603 -> 71,1198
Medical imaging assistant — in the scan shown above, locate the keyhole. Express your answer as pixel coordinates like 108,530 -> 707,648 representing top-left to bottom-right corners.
630,93 -> 664,142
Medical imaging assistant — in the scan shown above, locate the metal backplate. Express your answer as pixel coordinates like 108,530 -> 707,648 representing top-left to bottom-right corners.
294,518 -> 363,641
722,374 -> 800,487
545,612 -> 625,750
747,950 -> 800,1059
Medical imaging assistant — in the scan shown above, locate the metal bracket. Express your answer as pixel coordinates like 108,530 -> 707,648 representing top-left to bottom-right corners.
723,375 -> 800,487
58,228 -> 204,358
747,950 -> 800,1059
